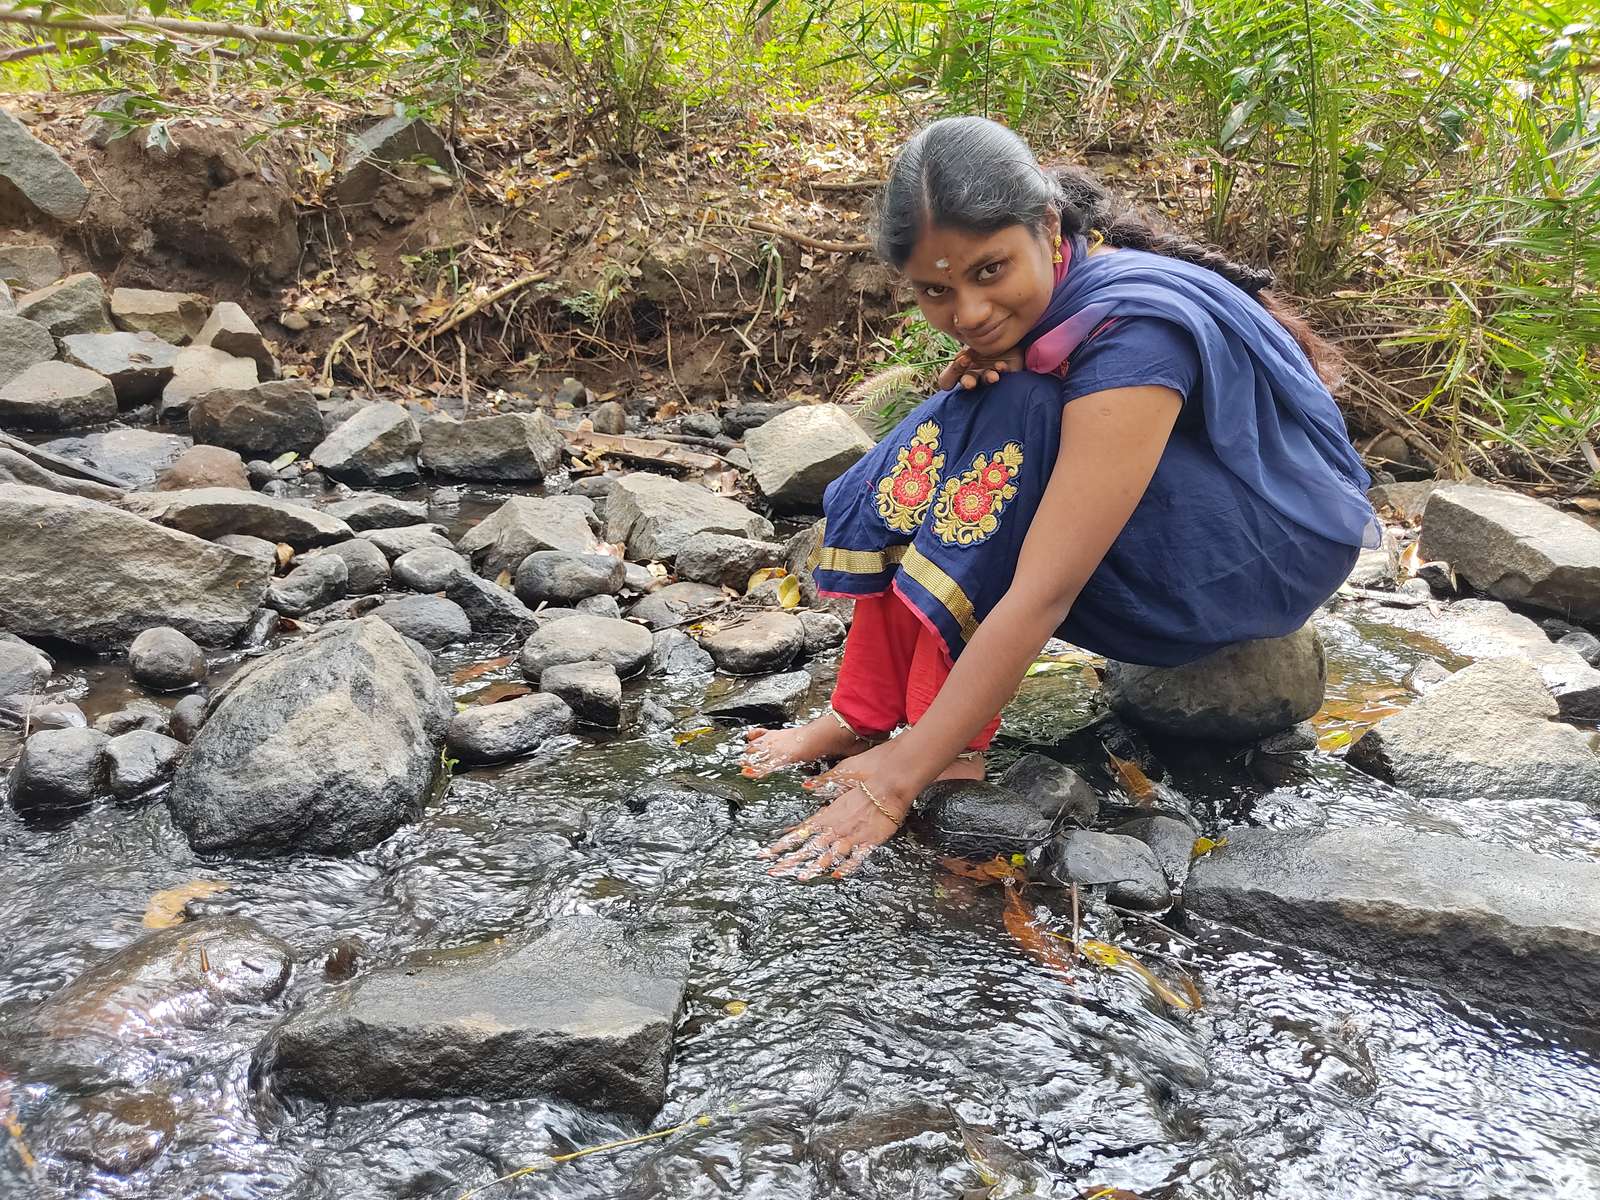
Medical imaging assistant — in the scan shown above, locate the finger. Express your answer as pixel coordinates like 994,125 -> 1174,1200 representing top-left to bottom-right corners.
832,843 -> 876,878
758,823 -> 816,858
960,372 -> 978,390
798,837 -> 854,880
983,368 -> 999,383
770,832 -> 838,876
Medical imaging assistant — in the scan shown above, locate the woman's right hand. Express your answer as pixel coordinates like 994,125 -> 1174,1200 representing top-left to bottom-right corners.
937,348 -> 1025,391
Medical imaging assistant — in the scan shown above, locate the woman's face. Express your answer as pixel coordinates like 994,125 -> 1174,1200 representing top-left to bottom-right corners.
904,213 -> 1059,356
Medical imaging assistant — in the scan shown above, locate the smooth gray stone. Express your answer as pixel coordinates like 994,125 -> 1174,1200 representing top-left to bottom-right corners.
391,546 -> 470,593
106,730 -> 187,800
128,627 -> 207,692
446,693 -> 573,764
121,487 -> 351,548
519,614 -> 653,679
604,472 -> 773,561
7,727 -> 109,812
703,670 -> 811,724
369,594 -> 471,649
1031,829 -> 1172,911
698,611 -> 805,675
540,661 -> 621,728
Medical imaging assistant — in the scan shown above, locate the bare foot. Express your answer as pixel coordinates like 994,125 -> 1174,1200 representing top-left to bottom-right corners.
743,716 -> 870,778
934,753 -> 985,783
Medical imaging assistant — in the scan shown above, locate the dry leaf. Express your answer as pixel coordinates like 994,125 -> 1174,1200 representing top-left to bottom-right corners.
494,569 -> 513,590
746,566 -> 786,592
776,574 -> 801,609
1003,886 -> 1076,983
464,682 -> 532,706
1079,939 -> 1196,1010
940,854 -> 1021,884
1107,750 -> 1155,801
143,879 -> 229,928
722,999 -> 748,1016
451,655 -> 514,683
1191,835 -> 1228,859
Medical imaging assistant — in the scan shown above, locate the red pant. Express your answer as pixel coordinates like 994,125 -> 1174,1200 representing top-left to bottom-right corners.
829,592 -> 1002,750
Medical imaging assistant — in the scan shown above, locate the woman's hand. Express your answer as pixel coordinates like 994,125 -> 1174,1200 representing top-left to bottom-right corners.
759,740 -> 924,880
937,348 -> 1027,392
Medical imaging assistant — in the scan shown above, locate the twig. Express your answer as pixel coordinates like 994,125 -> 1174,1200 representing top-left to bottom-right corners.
321,322 -> 367,389
802,177 -> 886,192
426,269 -> 552,338
0,33 -> 94,60
746,219 -> 870,255
0,4 -> 349,45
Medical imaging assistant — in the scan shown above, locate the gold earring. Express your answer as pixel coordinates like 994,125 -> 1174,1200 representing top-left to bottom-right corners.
1051,233 -> 1063,264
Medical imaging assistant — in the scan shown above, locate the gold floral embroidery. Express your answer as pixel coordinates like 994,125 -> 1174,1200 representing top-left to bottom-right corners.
930,443 -> 1024,546
874,420 -> 944,533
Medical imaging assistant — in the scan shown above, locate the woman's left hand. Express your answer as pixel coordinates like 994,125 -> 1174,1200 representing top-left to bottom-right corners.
759,741 -> 921,879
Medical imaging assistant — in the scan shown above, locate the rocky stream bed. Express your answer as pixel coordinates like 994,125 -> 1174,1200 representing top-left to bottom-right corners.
3,268 -> 1600,1199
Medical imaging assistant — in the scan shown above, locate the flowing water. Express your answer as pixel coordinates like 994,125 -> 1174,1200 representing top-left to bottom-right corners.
4,489 -> 1600,1200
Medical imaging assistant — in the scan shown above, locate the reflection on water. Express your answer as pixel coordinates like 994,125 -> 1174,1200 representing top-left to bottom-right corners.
4,603 -> 1600,1200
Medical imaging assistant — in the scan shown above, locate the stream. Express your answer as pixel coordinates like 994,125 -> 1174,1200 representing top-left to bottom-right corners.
4,484 -> 1600,1200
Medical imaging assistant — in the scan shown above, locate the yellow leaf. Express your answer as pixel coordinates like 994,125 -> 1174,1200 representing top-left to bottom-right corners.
143,879 -> 229,928
746,566 -> 786,593
495,569 -> 513,590
274,542 -> 294,570
776,574 -> 801,609
1191,835 -> 1228,859
672,726 -> 716,746
1080,939 -> 1197,1011
723,999 -> 748,1016
1398,539 -> 1423,578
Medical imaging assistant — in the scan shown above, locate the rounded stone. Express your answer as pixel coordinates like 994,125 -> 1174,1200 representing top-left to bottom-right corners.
7,727 -> 110,812
446,693 -> 574,764
128,626 -> 207,691
514,551 -> 626,606
370,594 -> 472,649
540,661 -> 622,728
391,546 -> 469,593
698,611 -> 805,675
518,614 -> 653,680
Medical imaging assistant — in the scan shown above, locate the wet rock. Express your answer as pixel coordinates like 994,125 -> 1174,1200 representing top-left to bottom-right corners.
128,626 -> 207,691
358,522 -> 455,560
540,661 -> 622,727
0,484 -> 268,648
0,312 -> 54,385
1186,825 -> 1600,1030
60,331 -> 180,403
1030,830 -> 1172,910
6,727 -> 109,813
0,360 -> 117,430
106,730 -> 187,800
215,531 -> 276,568
1115,815 -> 1200,890
165,617 -> 450,855
591,399 -> 627,434
576,593 -> 622,619
260,915 -> 685,1116
110,287 -> 207,343
1347,657 -> 1600,804
648,628 -> 714,677
15,272 -> 110,337
722,400 -> 797,437
391,546 -> 469,592
240,608 -> 281,650
268,555 -> 349,617
122,487 -> 352,547
195,302 -> 276,376
311,401 -> 421,486
323,492 -> 429,531
703,670 -> 811,724
305,539 -> 390,594
153,444 -> 249,491
0,636 -> 51,700
605,472 -> 775,561
519,614 -> 654,679
445,573 -> 539,635
1421,484 -> 1600,622
1559,629 -> 1600,667
1345,533 -> 1399,589
1257,720 -> 1319,754
158,344 -> 258,419
798,610 -> 848,655
0,108 -> 90,219
446,692 -> 573,764
629,580 -> 725,631
93,699 -> 170,737
699,611 -> 805,675
674,531 -> 787,590
188,380 -> 324,458
745,403 -> 874,509
999,753 -> 1098,829
0,695 -> 85,730
302,595 -> 385,626
456,495 -> 602,573
8,918 -> 292,1089
420,412 -> 563,481
336,114 -> 452,206
59,1088 -> 177,1175
0,243 -> 62,291
911,780 -> 1058,860
1403,659 -> 1452,695
369,594 -> 471,648
1103,624 -> 1326,741
0,444 -> 120,498
169,693 -> 207,743
514,550 -> 625,605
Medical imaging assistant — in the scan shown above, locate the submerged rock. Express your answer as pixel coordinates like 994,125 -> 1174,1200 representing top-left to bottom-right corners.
1029,830 -> 1172,910
0,484 -> 268,649
699,611 -> 805,675
106,730 -> 187,800
447,693 -> 573,764
998,753 -> 1098,829
744,403 -> 875,509
1103,624 -> 1326,741
6,727 -> 110,813
1114,814 -> 1200,890
165,618 -> 450,855
1347,657 -> 1600,804
703,670 -> 811,724
59,1088 -> 178,1175
909,779 -> 1059,861
604,472 -> 774,561
1186,825 -> 1600,1030
259,915 -> 687,1117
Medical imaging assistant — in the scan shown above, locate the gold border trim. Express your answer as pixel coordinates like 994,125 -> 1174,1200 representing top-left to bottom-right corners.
812,543 -> 909,574
899,546 -> 978,641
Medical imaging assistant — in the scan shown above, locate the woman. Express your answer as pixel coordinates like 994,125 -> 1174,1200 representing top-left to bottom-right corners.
747,116 -> 1378,879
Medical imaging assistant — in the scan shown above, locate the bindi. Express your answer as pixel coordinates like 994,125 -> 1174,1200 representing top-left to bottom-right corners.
934,258 -> 949,270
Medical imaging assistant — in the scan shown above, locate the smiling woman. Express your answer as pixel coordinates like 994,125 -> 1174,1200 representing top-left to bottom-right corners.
744,116 -> 1379,880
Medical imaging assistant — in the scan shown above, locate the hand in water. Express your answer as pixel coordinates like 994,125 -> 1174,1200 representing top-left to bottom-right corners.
759,741 -> 917,880
937,347 -> 1027,392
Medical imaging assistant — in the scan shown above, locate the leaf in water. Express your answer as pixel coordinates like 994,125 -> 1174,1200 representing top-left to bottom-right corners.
1003,885 -> 1075,983
450,655 -> 514,684
672,726 -> 716,746
494,569 -> 513,590
269,451 -> 299,470
1191,835 -> 1228,860
1080,939 -> 1195,1011
143,879 -> 229,928
722,999 -> 747,1016
1106,750 -> 1155,801
464,682 -> 532,706
1319,728 -> 1354,750
941,855 -> 1021,884
776,574 -> 801,609
1081,1189 -> 1145,1199
746,566 -> 786,593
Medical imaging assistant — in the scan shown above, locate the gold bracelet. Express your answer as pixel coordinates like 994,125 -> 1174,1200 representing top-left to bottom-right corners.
857,780 -> 902,826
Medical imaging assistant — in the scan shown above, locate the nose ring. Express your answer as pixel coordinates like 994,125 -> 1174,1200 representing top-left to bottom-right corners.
952,315 -> 960,327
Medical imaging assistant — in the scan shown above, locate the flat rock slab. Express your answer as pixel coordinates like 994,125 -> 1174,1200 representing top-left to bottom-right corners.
0,360 -> 116,430
699,611 -> 805,675
40,428 -> 189,489
16,273 -> 111,338
259,915 -> 687,1117
122,488 -> 352,547
1422,484 -> 1600,623
323,493 -> 429,531
744,403 -> 874,509
358,523 -> 455,560
60,331 -> 179,403
419,412 -> 563,481
110,287 -> 207,343
703,670 -> 811,723
1186,825 -> 1600,1031
0,484 -> 268,649
604,472 -> 774,561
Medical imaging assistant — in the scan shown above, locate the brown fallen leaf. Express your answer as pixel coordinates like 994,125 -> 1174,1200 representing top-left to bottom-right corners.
463,682 -> 532,706
1003,885 -> 1075,983
144,879 -> 229,929
1107,750 -> 1155,802
451,655 -> 514,684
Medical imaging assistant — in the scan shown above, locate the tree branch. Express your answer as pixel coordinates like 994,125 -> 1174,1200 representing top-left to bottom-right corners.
0,5 -> 349,47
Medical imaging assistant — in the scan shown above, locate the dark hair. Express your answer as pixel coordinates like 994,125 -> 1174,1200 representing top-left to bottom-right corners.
871,116 -> 1343,389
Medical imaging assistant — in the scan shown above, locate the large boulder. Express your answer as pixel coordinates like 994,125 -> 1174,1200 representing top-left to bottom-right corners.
1187,825 -> 1600,1031
0,484 -> 268,648
1103,625 -> 1326,741
121,487 -> 352,546
41,428 -> 189,489
456,495 -> 602,573
60,331 -> 180,403
188,380 -> 324,458
110,287 -> 207,344
310,402 -> 421,486
0,108 -> 90,220
744,403 -> 874,509
165,618 -> 451,855
419,412 -> 564,482
15,273 -> 111,337
258,915 -> 687,1117
605,472 -> 774,561
1421,484 -> 1600,623
0,313 -> 55,385
0,361 -> 117,430
1347,657 -> 1600,804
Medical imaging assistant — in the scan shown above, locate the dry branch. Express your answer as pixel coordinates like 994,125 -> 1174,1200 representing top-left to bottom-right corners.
425,269 -> 553,339
0,5 -> 345,47
0,34 -> 93,60
747,219 -> 870,255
